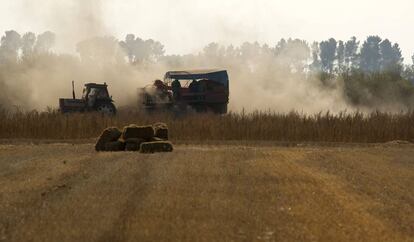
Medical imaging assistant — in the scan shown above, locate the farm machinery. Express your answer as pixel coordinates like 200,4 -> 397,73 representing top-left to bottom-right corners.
139,69 -> 229,114
59,81 -> 117,115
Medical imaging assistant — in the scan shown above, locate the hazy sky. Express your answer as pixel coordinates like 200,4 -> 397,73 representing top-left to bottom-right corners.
1,0 -> 413,62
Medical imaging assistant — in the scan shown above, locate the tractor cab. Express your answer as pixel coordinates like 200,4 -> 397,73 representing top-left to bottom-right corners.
82,83 -> 112,105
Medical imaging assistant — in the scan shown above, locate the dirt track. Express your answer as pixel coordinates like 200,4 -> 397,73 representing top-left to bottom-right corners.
0,142 -> 413,242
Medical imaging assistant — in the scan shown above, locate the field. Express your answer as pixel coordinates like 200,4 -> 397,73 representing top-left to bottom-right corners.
1,141 -> 413,242
2,109 -> 414,143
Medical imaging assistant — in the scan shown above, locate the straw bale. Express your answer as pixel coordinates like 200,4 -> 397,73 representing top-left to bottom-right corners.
150,137 -> 164,142
140,141 -> 174,153
122,125 -> 154,140
153,122 -> 169,140
95,127 -> 122,151
125,138 -> 145,152
104,141 -> 126,152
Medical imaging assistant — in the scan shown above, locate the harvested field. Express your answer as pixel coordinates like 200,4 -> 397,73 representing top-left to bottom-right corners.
0,141 -> 413,242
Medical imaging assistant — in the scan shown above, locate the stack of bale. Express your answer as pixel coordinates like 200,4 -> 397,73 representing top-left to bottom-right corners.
95,127 -> 123,152
95,123 -> 173,153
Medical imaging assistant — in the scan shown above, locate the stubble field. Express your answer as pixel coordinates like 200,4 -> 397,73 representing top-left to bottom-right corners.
0,141 -> 413,242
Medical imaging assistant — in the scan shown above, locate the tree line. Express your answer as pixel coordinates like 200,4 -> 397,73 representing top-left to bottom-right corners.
1,29 -> 414,110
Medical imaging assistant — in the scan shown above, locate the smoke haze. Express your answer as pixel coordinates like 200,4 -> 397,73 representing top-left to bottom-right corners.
0,0 -> 413,113
20,0 -> 109,53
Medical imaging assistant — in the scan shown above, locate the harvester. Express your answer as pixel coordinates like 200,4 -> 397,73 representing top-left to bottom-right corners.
59,81 -> 117,115
139,69 -> 229,114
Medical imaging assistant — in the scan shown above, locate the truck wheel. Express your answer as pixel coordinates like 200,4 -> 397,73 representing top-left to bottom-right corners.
97,103 -> 116,116
212,104 -> 227,114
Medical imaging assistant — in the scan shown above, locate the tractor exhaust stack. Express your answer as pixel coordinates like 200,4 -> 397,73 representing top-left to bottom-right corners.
72,80 -> 76,99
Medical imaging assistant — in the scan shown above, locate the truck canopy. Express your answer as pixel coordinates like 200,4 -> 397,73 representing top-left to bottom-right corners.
164,69 -> 229,88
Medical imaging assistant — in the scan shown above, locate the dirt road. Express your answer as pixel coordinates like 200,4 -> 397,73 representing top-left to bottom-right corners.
0,142 -> 413,242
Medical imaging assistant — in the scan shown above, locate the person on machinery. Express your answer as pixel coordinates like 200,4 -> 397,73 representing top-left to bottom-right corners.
188,79 -> 199,93
171,79 -> 182,101
153,79 -> 171,101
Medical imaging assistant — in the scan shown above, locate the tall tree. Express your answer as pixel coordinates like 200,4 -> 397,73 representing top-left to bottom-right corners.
310,41 -> 321,72
319,38 -> 337,73
336,40 -> 345,72
379,39 -> 403,73
34,31 -> 55,53
240,41 -> 261,59
275,38 -> 310,72
119,34 -> 136,63
225,44 -> 239,59
0,30 -> 22,63
274,38 -> 287,56
359,36 -> 382,72
21,32 -> 36,58
344,37 -> 359,69
119,34 -> 165,63
403,54 -> 414,84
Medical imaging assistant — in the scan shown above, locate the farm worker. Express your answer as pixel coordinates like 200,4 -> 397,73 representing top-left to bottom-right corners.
154,79 -> 171,101
88,88 -> 98,107
198,79 -> 207,93
189,79 -> 199,93
154,79 -> 164,89
171,79 -> 181,101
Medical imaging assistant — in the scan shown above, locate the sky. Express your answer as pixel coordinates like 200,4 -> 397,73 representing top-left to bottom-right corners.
0,0 -> 413,62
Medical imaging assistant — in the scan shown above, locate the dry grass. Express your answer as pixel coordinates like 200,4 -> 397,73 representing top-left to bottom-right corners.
1,143 -> 413,241
1,108 -> 414,142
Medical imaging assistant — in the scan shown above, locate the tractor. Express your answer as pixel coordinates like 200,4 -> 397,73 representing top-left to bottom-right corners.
139,69 -> 229,114
59,81 -> 117,115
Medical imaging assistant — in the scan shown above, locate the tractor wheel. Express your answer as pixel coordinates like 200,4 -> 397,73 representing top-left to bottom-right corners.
97,103 -> 117,116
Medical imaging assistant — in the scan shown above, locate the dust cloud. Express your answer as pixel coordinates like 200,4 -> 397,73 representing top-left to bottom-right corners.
21,0 -> 108,53
0,0 -> 392,113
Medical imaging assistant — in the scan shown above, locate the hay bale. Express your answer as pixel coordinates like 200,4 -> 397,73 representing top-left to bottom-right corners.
150,137 -> 164,142
122,125 -> 154,140
140,141 -> 173,153
95,127 -> 122,151
153,122 -> 169,140
104,141 -> 126,152
125,138 -> 145,152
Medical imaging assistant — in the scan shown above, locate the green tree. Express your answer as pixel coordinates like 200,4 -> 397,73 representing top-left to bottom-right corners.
240,42 -> 261,59
310,41 -> 321,72
146,39 -> 165,60
344,37 -> 359,69
0,30 -> 22,63
403,54 -> 414,83
274,38 -> 287,56
379,39 -> 403,73
34,31 -> 55,53
360,36 -> 382,72
319,38 -> 337,73
225,44 -> 239,59
275,38 -> 310,72
21,32 -> 36,59
119,34 -> 165,63
119,34 -> 136,63
336,40 -> 345,73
